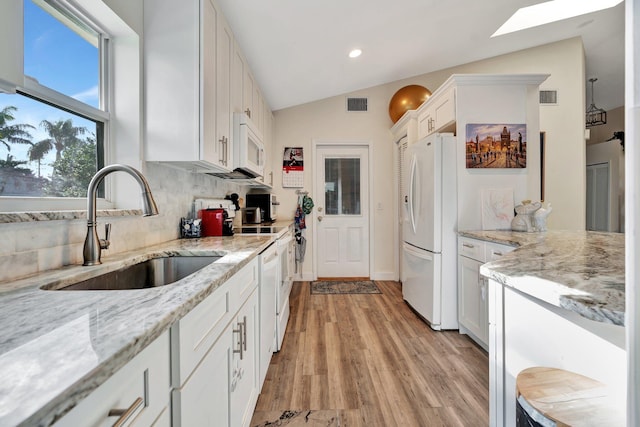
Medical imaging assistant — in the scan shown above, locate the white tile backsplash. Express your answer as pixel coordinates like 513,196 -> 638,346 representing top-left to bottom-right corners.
0,163 -> 245,284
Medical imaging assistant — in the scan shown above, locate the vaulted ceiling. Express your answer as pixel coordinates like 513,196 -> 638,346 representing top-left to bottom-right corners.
217,0 -> 624,112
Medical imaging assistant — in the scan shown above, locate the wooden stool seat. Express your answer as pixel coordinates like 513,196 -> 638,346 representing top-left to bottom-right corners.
516,367 -> 624,426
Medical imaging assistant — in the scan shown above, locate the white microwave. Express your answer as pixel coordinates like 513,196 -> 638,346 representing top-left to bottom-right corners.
233,112 -> 264,178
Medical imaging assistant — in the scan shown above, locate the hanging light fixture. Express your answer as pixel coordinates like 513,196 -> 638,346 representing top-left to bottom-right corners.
586,78 -> 607,127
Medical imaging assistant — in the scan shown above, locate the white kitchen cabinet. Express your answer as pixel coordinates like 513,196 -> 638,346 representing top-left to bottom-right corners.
231,289 -> 259,427
216,7 -> 234,170
171,258 -> 259,427
55,332 -> 170,427
417,86 -> 455,139
173,327 -> 231,426
458,237 -> 514,350
459,255 -> 487,346
144,0 -> 231,172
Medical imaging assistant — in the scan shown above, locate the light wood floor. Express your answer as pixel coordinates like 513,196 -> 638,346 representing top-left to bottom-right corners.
251,281 -> 489,426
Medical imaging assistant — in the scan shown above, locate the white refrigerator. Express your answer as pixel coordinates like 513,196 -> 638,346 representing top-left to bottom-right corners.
402,133 -> 458,330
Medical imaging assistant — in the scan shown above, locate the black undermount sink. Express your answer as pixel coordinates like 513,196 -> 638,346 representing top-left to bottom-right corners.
44,256 -> 222,291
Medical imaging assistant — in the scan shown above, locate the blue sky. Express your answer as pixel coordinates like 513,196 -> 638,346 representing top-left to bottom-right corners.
0,0 -> 98,177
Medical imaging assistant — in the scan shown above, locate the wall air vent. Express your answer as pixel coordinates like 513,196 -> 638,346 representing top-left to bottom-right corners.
539,90 -> 558,105
347,97 -> 368,112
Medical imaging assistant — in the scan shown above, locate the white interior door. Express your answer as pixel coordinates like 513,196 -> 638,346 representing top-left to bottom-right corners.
586,162 -> 610,231
314,144 -> 369,278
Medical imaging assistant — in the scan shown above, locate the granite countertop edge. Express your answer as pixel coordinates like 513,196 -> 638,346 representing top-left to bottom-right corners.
0,234 -> 277,426
458,230 -> 625,327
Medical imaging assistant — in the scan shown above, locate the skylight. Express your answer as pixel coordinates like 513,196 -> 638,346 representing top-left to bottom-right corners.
492,0 -> 624,37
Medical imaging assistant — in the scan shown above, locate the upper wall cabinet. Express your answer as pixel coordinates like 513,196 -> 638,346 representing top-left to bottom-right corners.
417,86 -> 456,139
145,0 -> 273,179
144,0 -> 232,172
233,48 -> 265,134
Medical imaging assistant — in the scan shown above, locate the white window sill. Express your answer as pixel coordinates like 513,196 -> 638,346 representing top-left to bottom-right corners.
0,209 -> 143,224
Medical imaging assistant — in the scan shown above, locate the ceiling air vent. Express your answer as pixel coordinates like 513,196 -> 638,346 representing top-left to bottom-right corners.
539,90 -> 558,105
347,97 -> 368,112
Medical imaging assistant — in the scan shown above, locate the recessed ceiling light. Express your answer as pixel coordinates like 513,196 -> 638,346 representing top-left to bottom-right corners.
492,0 -> 623,37
349,49 -> 362,58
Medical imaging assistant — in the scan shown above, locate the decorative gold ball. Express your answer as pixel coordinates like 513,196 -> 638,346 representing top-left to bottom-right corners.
388,85 -> 432,123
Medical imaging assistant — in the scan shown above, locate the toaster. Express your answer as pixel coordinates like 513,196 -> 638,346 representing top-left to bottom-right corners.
242,207 -> 263,224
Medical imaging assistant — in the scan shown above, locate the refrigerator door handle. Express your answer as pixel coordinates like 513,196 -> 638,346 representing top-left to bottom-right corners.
408,154 -> 417,235
403,242 -> 434,261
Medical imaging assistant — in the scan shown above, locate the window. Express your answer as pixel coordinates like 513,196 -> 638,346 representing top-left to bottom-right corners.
0,0 -> 109,201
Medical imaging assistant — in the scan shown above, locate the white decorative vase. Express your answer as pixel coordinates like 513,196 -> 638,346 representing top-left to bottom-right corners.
511,200 -> 541,232
533,202 -> 552,232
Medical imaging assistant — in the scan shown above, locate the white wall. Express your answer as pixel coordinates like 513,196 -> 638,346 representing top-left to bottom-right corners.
273,38 -> 586,280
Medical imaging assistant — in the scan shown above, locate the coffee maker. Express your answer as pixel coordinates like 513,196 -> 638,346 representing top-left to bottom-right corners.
194,199 -> 235,236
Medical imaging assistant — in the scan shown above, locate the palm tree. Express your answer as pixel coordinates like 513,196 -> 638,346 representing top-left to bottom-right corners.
0,106 -> 34,152
39,119 -> 86,161
28,139 -> 53,178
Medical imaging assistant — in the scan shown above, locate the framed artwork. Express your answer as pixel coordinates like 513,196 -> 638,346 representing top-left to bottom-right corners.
481,188 -> 514,230
465,123 -> 527,169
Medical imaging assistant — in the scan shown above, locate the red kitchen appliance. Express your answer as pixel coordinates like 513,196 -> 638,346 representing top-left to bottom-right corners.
198,208 -> 225,236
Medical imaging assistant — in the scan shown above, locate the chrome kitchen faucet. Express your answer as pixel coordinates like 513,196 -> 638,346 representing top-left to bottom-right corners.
83,164 -> 159,266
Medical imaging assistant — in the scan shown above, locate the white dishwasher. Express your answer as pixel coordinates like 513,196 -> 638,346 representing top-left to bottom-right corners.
275,229 -> 294,351
258,242 -> 278,388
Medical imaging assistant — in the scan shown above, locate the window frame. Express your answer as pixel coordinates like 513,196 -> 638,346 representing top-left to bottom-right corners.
0,0 -> 114,212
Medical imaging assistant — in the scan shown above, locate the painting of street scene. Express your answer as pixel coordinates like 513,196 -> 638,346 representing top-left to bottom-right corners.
465,123 -> 527,169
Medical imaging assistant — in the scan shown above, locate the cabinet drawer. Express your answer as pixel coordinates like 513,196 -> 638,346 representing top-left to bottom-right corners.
458,237 -> 485,261
485,242 -> 515,261
172,258 -> 258,386
55,331 -> 170,427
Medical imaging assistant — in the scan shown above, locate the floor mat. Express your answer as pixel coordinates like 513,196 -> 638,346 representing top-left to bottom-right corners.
310,280 -> 381,295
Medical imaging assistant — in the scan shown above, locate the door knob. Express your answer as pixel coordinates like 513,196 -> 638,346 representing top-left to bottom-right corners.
318,216 -> 323,222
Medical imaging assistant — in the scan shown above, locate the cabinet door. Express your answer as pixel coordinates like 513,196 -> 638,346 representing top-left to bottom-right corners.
232,44 -> 245,114
417,109 -> 433,139
231,289 -> 259,427
243,69 -> 255,119
216,7 -> 233,169
173,325 -> 232,427
201,0 -> 218,165
433,87 -> 455,132
459,256 -> 486,345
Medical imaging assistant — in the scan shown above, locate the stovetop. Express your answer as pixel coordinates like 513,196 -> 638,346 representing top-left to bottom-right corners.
234,225 -> 286,235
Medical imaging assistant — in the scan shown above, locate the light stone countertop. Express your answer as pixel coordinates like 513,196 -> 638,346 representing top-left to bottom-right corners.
459,230 -> 625,326
0,234 -> 277,426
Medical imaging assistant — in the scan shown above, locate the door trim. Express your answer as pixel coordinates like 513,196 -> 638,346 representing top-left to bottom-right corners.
311,139 -> 373,281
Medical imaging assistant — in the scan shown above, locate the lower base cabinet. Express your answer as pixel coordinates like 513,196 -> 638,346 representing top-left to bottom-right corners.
172,323 -> 232,426
171,258 -> 260,427
458,237 -> 514,350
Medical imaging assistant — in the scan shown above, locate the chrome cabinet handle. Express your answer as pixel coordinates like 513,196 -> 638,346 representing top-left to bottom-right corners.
493,251 -> 503,257
109,397 -> 144,427
242,316 -> 247,352
233,322 -> 243,359
463,243 -> 474,248
245,108 -> 251,118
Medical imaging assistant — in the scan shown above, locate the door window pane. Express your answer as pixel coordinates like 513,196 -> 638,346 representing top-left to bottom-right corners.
324,158 -> 360,215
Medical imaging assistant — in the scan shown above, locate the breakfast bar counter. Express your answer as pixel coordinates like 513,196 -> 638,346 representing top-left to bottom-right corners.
458,230 -> 626,426
459,229 -> 625,326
